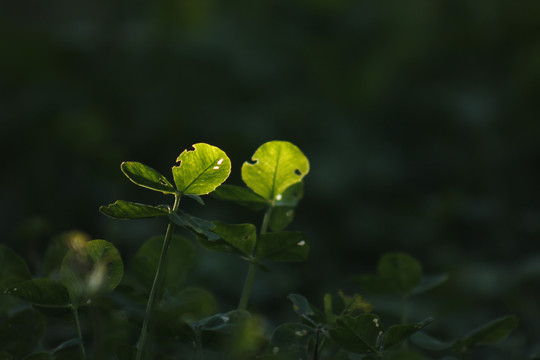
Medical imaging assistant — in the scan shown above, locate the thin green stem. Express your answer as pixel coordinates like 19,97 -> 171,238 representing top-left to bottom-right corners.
72,306 -> 86,360
136,194 -> 181,360
237,205 -> 273,310
238,261 -> 257,310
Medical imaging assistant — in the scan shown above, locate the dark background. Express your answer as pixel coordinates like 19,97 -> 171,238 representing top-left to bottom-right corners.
2,0 -> 540,357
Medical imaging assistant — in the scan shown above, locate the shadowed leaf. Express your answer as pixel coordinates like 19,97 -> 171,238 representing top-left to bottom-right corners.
256,232 -> 309,262
100,200 -> 170,219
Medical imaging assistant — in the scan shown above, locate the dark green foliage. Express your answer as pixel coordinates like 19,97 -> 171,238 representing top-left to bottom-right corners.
0,141 -> 519,360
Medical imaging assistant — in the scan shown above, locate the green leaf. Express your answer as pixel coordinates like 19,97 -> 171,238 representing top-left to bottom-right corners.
288,293 -> 317,318
212,184 -> 268,211
377,253 -> 422,296
338,291 -> 373,315
270,323 -> 314,359
269,182 -> 304,232
256,232 -> 309,262
121,161 -> 176,194
0,245 -> 32,292
0,309 -> 44,358
199,309 -> 251,333
241,141 -> 309,201
158,287 -> 217,321
168,210 -> 219,240
43,232 -> 87,278
172,143 -> 231,195
22,352 -> 51,360
410,332 -> 454,351
60,240 -> 124,305
460,315 -> 518,348
329,314 -> 383,355
411,273 -> 449,295
5,278 -> 70,307
99,200 -> 170,219
132,236 -> 195,294
383,318 -> 433,350
197,222 -> 256,257
51,338 -> 83,354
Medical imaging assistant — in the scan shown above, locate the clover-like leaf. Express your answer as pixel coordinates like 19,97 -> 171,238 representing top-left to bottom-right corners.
460,315 -> 518,348
241,141 -> 309,202
121,161 -> 176,194
383,318 -> 433,350
377,253 -> 422,296
256,232 -> 309,262
270,323 -> 314,359
212,185 -> 268,211
100,200 -> 170,219
60,240 -> 123,305
329,313 -> 383,355
172,143 -> 231,195
5,278 -> 70,307
0,309 -> 45,359
132,235 -> 195,294
168,210 -> 219,240
0,245 -> 32,292
197,222 -> 257,257
269,182 -> 304,232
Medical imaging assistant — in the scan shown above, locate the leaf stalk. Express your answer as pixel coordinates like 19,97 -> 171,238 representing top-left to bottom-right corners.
136,193 -> 181,360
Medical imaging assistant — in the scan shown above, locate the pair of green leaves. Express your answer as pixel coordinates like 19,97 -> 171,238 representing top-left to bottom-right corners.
353,252 -> 449,297
197,222 -> 309,264
270,293 -> 431,359
120,143 -> 231,197
3,239 -> 123,311
213,141 -> 309,232
411,315 -> 519,357
100,143 -> 232,239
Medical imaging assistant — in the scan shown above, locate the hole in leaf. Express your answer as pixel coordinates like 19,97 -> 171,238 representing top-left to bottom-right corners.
294,169 -> 302,176
159,179 -> 167,185
243,235 -> 250,240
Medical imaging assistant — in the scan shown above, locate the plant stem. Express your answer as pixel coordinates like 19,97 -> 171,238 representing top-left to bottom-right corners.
238,261 -> 257,310
72,306 -> 86,360
237,205 -> 273,310
136,194 -> 181,360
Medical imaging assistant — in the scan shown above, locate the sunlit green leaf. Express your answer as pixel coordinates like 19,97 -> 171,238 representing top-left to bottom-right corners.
0,245 -> 32,292
99,200 -> 169,219
270,323 -> 314,360
121,161 -> 176,194
0,309 -> 44,358
5,278 -> 70,307
132,236 -> 194,294
241,141 -> 309,201
383,318 -> 432,350
329,313 -> 383,355
197,222 -> 256,257
377,253 -> 422,296
460,315 -> 518,348
256,232 -> 309,262
212,184 -> 268,211
60,240 -> 123,305
172,143 -> 231,195
168,210 -> 219,240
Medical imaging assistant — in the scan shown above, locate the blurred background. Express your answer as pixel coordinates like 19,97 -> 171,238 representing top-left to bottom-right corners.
1,0 -> 540,357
